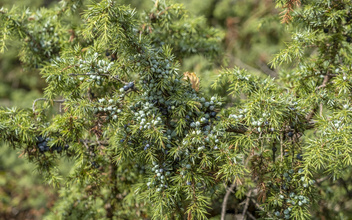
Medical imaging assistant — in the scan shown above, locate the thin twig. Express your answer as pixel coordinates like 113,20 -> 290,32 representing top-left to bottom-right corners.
242,190 -> 252,220
257,61 -> 278,78
32,98 -> 66,112
306,106 -> 317,122
315,82 -> 333,90
316,176 -> 330,185
221,181 -> 236,220
69,73 -> 128,84
280,133 -> 283,161
223,183 -> 235,193
81,139 -> 90,151
319,103 -> 323,117
233,57 -> 263,76
247,212 -> 256,220
251,199 -> 272,218
315,75 -> 331,91
61,64 -> 78,72
306,73 -> 334,124
251,199 -> 263,211
226,125 -> 247,134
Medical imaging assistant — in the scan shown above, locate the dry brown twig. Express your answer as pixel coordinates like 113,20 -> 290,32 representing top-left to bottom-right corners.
280,0 -> 301,24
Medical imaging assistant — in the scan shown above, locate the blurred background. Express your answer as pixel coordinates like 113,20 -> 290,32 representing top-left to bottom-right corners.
0,0 -> 287,219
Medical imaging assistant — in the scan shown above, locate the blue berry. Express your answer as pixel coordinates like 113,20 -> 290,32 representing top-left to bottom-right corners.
37,136 -> 45,143
128,82 -> 134,89
297,153 -> 303,161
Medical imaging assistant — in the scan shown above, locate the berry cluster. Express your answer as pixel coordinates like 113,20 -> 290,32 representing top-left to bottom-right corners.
147,162 -> 172,192
92,98 -> 121,121
64,52 -> 115,86
87,147 -> 99,169
269,168 -> 315,219
26,15 -> 63,66
36,136 -> 69,153
101,43 -> 223,195
78,53 -> 114,74
36,136 -> 51,152
119,82 -> 135,92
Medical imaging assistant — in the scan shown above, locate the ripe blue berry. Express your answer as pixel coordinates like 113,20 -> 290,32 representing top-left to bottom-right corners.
297,153 -> 303,161
128,82 -> 134,89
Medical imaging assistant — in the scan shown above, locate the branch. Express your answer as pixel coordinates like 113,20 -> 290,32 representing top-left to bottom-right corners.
226,125 -> 247,134
250,199 -> 272,218
319,103 -> 323,117
307,74 -> 333,121
221,181 -> 236,220
32,98 -> 66,112
251,198 -> 262,211
316,176 -> 330,185
69,73 -> 128,84
241,190 -> 252,220
233,57 -> 263,76
306,106 -> 317,122
247,212 -> 256,220
279,0 -> 301,24
315,74 -> 332,91
257,61 -> 278,78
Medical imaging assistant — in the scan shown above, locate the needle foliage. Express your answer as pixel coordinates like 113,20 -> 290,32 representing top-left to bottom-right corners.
1,0 -> 352,219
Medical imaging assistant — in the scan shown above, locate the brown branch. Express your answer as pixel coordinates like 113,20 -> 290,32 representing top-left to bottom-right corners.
257,61 -> 278,78
306,106 -> 318,122
221,181 -> 236,220
316,176 -> 330,185
315,82 -> 334,90
250,199 -> 272,218
315,74 -> 331,91
233,57 -> 263,76
242,190 -> 252,220
247,212 -> 256,220
61,64 -> 79,72
158,7 -> 172,16
226,125 -> 247,134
